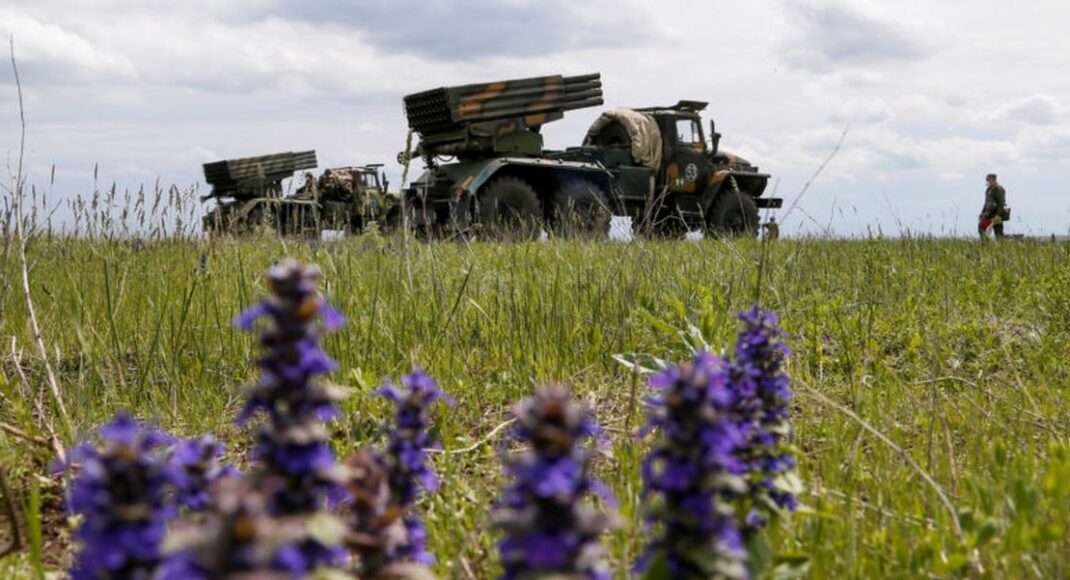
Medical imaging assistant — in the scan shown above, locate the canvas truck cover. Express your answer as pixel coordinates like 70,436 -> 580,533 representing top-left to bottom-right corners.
583,108 -> 663,169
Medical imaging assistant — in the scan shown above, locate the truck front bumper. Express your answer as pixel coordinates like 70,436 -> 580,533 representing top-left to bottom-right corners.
755,197 -> 783,209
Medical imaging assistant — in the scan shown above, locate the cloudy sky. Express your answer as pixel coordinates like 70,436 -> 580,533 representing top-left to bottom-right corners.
2,0 -> 1068,236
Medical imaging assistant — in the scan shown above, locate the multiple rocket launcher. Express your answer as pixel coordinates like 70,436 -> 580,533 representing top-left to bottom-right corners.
403,73 -> 604,156
202,150 -> 317,200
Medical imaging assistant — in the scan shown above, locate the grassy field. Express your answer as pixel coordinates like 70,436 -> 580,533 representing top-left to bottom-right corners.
0,233 -> 1068,578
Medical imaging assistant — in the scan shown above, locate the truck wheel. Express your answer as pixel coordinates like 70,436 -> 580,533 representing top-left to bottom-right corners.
478,176 -> 541,241
633,215 -> 688,239
706,181 -> 759,238
203,208 -> 225,237
238,204 -> 270,236
653,217 -> 690,239
550,180 -> 611,239
632,209 -> 689,239
279,204 -> 313,238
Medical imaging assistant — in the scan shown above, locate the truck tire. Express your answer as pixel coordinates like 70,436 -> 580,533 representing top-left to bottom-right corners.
238,203 -> 270,236
203,207 -> 227,237
633,213 -> 688,239
550,179 -> 611,239
277,203 -> 318,238
706,180 -> 759,238
652,217 -> 690,239
478,176 -> 541,240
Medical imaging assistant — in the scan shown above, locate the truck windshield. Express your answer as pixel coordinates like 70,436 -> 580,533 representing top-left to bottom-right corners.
676,119 -> 703,145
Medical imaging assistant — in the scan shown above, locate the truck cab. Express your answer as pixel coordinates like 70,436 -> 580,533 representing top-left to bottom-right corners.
296,164 -> 398,231
575,100 -> 779,237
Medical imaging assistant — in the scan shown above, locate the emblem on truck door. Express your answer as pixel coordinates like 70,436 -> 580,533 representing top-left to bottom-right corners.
684,163 -> 698,181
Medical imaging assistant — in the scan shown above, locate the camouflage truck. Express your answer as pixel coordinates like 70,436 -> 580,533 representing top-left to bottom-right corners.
293,164 -> 398,232
401,73 -> 779,239
401,73 -> 615,239
552,100 -> 781,237
201,151 -> 398,236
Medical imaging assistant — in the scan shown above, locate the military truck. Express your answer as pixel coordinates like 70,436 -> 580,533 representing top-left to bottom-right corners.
201,151 -> 398,236
401,72 -> 780,239
558,100 -> 780,237
202,150 -> 318,236
293,164 -> 397,231
402,73 -> 615,239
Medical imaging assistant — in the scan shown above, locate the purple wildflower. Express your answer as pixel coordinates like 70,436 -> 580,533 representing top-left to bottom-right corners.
63,414 -> 174,580
235,259 -> 348,571
372,367 -> 451,567
732,306 -> 799,525
494,386 -> 614,580
638,353 -> 750,579
167,435 -> 238,512
158,477 -> 346,580
341,448 -> 434,578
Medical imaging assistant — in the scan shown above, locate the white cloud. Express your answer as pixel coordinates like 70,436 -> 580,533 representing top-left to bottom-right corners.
780,0 -> 936,73
1017,125 -> 1070,163
984,94 -> 1064,126
824,95 -> 891,123
0,9 -> 138,82
267,0 -> 664,61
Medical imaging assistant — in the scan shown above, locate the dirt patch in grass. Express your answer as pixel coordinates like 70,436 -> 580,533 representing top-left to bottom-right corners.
0,474 -> 70,572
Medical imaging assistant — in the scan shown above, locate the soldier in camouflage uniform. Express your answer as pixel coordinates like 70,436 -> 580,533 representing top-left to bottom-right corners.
295,172 -> 318,200
978,173 -> 1006,240
762,216 -> 779,240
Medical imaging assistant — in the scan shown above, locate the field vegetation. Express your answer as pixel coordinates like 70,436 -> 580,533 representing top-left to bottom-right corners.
0,216 -> 1068,577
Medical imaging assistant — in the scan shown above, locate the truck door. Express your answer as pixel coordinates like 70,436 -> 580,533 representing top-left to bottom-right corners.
664,117 -> 708,194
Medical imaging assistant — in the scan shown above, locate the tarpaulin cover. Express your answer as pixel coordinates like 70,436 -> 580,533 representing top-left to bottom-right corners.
583,108 -> 663,169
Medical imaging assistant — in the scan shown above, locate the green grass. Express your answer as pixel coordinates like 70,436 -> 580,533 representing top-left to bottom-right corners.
1,234 -> 1068,578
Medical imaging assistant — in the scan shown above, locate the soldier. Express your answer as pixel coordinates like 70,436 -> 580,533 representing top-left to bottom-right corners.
762,216 -> 779,240
978,173 -> 1007,240
295,172 -> 318,200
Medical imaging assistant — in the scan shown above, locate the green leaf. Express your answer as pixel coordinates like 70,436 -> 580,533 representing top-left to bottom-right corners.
712,472 -> 749,494
975,520 -> 999,548
943,552 -> 970,573
772,471 -> 805,496
958,508 -> 976,533
638,552 -> 673,580
991,440 -> 1007,466
789,504 -> 834,521
306,513 -> 347,547
612,352 -> 669,375
771,555 -> 812,580
746,534 -> 773,578
680,319 -> 710,353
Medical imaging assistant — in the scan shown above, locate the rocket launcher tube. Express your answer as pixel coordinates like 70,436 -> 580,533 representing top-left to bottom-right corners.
404,72 -> 603,138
